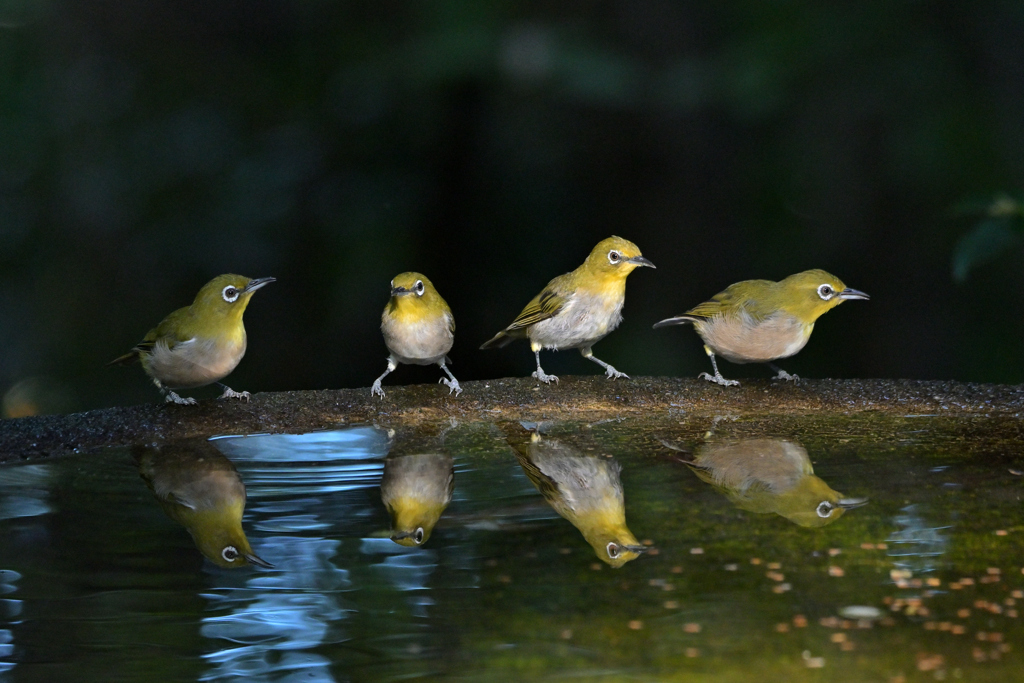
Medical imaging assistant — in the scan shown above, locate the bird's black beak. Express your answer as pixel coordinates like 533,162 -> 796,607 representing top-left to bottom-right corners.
623,544 -> 651,554
243,277 -> 276,294
244,551 -> 275,569
391,286 -> 410,297
838,288 -> 869,301
628,256 -> 656,269
838,497 -> 868,510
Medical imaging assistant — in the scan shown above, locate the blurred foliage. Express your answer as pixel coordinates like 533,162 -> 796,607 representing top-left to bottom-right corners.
951,192 -> 1024,281
2,0 -> 1024,414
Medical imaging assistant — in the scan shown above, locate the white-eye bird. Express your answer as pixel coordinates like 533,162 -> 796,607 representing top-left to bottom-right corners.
372,272 -> 460,398
380,452 -> 454,547
653,269 -> 868,386
480,236 -> 654,384
514,432 -> 648,567
110,274 -> 274,404
135,439 -> 273,568
688,438 -> 865,527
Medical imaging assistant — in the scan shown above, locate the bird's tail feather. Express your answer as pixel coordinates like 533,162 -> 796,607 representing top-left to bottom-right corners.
107,349 -> 140,366
479,330 -> 514,350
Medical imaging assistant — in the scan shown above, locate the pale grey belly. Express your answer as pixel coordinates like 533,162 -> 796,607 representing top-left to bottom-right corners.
144,337 -> 246,388
528,294 -> 624,350
383,316 -> 453,365
697,312 -> 809,364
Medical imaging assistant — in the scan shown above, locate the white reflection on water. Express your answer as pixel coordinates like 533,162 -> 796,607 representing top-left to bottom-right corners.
198,427 -> 389,682
0,464 -> 52,521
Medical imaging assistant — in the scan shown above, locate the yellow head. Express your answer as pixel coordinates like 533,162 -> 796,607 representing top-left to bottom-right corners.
190,274 -> 275,327
774,269 -> 869,323
186,509 -> 273,568
580,236 -> 655,280
386,272 -> 450,321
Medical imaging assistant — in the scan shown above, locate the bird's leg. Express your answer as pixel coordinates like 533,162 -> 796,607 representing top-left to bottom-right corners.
530,344 -> 558,384
371,357 -> 397,399
580,346 -> 629,379
697,348 -> 740,387
153,377 -> 197,405
767,362 -> 800,383
217,382 -> 252,402
437,361 -> 462,396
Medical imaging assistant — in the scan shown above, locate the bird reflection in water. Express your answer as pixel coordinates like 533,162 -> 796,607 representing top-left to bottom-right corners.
381,452 -> 454,547
135,439 -> 272,568
687,437 -> 865,527
514,431 -> 648,567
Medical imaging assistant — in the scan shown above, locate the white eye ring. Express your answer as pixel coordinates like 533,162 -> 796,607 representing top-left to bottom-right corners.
816,501 -> 834,518
221,546 -> 240,562
222,285 -> 240,303
414,528 -> 425,544
414,280 -> 425,296
607,251 -> 621,265
816,284 -> 835,301
606,542 -> 620,559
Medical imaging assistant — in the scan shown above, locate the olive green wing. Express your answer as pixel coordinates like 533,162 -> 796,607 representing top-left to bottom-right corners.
511,446 -> 563,505
686,279 -> 776,321
109,306 -> 194,365
480,276 -> 569,349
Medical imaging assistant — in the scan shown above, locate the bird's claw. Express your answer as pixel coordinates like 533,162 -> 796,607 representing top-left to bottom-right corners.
698,372 -> 740,387
605,366 -> 629,380
218,387 -> 251,402
370,381 -> 386,399
773,370 -> 800,383
532,370 -> 559,384
439,377 -> 463,396
165,391 -> 197,405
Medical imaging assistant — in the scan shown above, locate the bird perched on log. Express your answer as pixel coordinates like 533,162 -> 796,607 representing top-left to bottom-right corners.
480,236 -> 654,383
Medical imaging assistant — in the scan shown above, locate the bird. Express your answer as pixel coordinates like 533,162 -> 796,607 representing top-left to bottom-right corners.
371,272 -> 460,398
653,269 -> 868,386
513,431 -> 648,567
380,452 -> 454,547
135,439 -> 273,568
480,236 -> 654,383
109,274 -> 274,405
685,437 -> 865,527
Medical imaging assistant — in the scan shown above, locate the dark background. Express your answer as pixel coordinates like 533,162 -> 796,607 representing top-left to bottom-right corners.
2,1 -> 1023,416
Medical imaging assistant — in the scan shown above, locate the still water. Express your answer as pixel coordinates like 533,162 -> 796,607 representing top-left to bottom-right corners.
0,416 -> 1022,682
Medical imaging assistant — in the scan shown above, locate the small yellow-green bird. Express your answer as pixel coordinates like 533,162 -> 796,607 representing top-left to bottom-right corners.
653,269 -> 868,385
110,274 -> 274,404
135,439 -> 273,568
480,236 -> 654,383
687,438 -> 865,527
380,452 -> 454,546
372,272 -> 460,398
514,432 -> 648,567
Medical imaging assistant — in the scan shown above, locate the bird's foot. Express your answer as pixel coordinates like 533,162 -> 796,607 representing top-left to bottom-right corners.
532,370 -> 559,384
218,386 -> 251,402
772,369 -> 800,383
698,372 -> 740,387
165,390 -> 197,405
604,365 -> 630,380
439,377 -> 463,396
370,380 -> 386,399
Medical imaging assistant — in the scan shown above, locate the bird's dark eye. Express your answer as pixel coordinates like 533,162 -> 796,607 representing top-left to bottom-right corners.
816,284 -> 835,301
222,286 -> 240,303
816,502 -> 834,518
414,528 -> 425,544
414,280 -> 425,295
606,542 -> 620,559
222,546 -> 240,562
608,251 -> 621,264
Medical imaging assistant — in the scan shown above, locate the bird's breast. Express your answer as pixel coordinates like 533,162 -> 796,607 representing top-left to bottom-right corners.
697,311 -> 811,364
528,287 -> 625,350
143,334 -> 247,388
382,311 -> 454,364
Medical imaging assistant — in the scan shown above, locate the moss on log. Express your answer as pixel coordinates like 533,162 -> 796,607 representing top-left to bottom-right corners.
1,377 -> 1022,462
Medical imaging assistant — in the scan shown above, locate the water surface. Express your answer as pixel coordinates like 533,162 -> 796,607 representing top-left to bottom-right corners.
1,416 -> 1022,681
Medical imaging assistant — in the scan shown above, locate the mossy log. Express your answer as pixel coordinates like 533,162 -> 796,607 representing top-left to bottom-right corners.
1,377 -> 1023,462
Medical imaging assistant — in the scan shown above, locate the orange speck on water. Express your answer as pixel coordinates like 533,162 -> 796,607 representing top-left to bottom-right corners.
793,615 -> 808,628
775,623 -> 790,633
683,623 -> 702,633
628,620 -> 643,630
